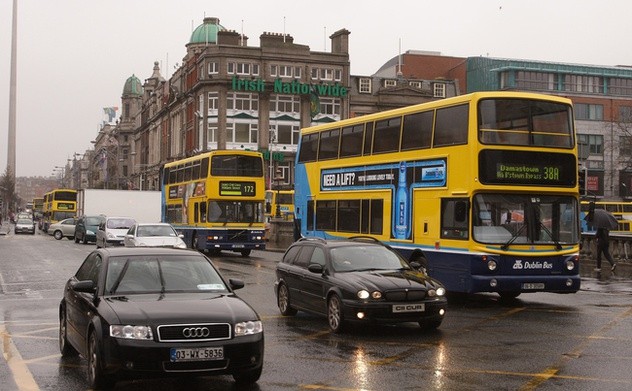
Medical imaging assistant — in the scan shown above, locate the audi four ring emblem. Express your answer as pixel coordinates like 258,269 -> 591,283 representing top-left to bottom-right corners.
182,327 -> 210,338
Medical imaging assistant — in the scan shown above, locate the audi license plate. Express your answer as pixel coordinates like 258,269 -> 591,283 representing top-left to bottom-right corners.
170,347 -> 224,362
392,303 -> 425,313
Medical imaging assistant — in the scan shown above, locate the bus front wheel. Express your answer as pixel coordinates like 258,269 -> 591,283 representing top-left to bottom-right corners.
240,249 -> 252,257
499,291 -> 521,300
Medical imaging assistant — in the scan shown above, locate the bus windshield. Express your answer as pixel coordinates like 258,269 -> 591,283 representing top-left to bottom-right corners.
208,201 -> 264,224
478,98 -> 573,147
472,194 -> 578,246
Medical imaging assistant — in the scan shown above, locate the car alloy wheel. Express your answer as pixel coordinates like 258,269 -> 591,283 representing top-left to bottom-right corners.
327,294 -> 345,333
54,230 -> 63,240
277,283 -> 297,316
59,308 -> 78,357
88,332 -> 114,389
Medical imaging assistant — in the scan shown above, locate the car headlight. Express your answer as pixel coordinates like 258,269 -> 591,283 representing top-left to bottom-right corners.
87,229 -> 95,235
357,290 -> 369,299
110,325 -> 153,340
174,241 -> 188,249
106,232 -> 117,239
357,290 -> 382,299
427,287 -> 446,297
235,320 -> 263,336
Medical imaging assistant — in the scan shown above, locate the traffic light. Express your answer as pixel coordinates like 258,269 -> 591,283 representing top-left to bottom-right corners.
578,168 -> 586,196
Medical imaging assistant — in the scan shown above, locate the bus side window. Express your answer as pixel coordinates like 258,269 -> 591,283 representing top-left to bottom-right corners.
194,202 -> 199,224
200,202 -> 207,223
441,198 -> 469,240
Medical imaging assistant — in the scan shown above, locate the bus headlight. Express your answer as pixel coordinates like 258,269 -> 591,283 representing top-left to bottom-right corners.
487,260 -> 497,271
565,260 -> 575,271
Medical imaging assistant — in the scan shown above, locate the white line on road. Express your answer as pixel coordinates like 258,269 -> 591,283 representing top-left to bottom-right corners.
0,324 -> 40,391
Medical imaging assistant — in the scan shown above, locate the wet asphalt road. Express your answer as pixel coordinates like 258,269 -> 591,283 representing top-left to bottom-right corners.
1,225 -> 632,391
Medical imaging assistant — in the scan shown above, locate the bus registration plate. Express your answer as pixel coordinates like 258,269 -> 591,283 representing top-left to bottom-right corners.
170,347 -> 224,362
522,283 -> 545,290
392,303 -> 425,313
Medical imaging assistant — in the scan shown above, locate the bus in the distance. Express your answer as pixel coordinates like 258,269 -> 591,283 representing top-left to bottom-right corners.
42,189 -> 77,232
265,189 -> 295,221
294,91 -> 580,298
580,200 -> 632,232
162,150 -> 266,257
32,197 -> 44,226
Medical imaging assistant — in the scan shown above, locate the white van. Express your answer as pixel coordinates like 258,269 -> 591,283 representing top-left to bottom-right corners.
96,216 -> 137,248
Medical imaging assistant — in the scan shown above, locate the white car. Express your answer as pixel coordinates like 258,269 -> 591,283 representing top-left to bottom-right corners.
96,216 -> 136,248
123,222 -> 187,249
48,217 -> 77,240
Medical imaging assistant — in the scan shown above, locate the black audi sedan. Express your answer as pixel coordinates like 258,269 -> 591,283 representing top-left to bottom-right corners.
59,247 -> 263,389
275,236 -> 447,333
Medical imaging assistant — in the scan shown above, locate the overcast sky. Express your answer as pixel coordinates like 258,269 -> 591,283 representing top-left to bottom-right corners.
2,0 -> 632,177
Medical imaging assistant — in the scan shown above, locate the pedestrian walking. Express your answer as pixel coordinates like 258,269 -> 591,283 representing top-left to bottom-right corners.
595,226 -> 617,272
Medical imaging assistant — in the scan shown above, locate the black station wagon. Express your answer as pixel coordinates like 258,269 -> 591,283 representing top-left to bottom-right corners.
274,236 -> 447,333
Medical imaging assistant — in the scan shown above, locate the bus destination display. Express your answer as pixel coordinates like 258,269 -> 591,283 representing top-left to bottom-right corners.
479,150 -> 575,186
219,181 -> 256,197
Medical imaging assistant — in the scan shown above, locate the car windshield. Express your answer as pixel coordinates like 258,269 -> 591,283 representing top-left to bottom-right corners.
330,245 -> 410,272
107,218 -> 135,229
137,225 -> 177,237
105,255 -> 228,294
85,217 -> 103,225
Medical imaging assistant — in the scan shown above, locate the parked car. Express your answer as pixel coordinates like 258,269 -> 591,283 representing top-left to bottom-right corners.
14,218 -> 35,235
275,236 -> 448,333
59,247 -> 264,388
48,217 -> 77,240
95,216 -> 136,248
74,215 -> 105,244
124,222 -> 187,249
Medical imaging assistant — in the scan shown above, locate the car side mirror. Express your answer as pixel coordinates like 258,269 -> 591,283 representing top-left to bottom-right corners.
410,261 -> 421,269
126,234 -> 133,238
71,280 -> 96,293
307,263 -> 324,274
229,278 -> 244,290
178,234 -> 184,239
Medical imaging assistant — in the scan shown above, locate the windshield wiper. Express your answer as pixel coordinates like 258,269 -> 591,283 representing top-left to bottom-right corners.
157,259 -> 166,297
109,259 -> 130,295
501,224 -> 528,251
538,221 -> 562,251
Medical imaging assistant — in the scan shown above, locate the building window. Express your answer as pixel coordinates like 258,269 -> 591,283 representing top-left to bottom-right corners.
208,62 -> 219,75
271,95 -> 300,114
515,71 -> 557,91
359,78 -> 372,93
620,136 -> 632,158
270,65 -> 277,77
227,62 -> 259,76
564,75 -> 603,94
311,67 -> 342,81
272,123 -> 300,145
575,103 -> 604,120
433,83 -> 446,97
227,121 -> 258,143
208,92 -> 218,111
227,92 -> 259,111
620,106 -> 632,122
319,97 -> 341,117
609,78 -> 632,96
409,81 -> 422,89
208,123 -> 218,144
577,133 -> 603,156
384,79 -> 396,88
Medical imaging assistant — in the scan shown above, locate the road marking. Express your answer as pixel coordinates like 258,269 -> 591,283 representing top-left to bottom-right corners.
0,324 -> 40,391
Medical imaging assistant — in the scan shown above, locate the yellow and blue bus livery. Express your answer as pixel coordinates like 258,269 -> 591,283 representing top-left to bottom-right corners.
294,91 -> 580,298
161,151 -> 266,257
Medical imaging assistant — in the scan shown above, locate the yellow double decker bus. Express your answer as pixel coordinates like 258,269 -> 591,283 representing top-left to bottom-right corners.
294,91 -> 580,298
162,150 -> 266,257
580,200 -> 632,232
265,189 -> 295,221
42,189 -> 77,232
